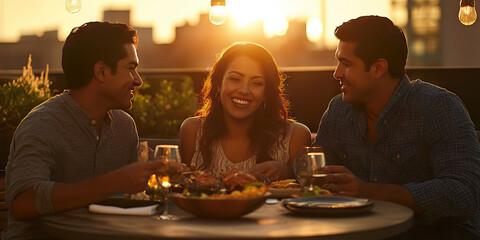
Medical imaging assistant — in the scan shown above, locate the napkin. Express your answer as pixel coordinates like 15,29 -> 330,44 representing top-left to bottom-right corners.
88,204 -> 159,216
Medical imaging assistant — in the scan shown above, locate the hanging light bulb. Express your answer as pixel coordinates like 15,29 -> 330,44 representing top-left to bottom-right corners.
65,0 -> 82,14
459,0 -> 477,25
209,0 -> 227,25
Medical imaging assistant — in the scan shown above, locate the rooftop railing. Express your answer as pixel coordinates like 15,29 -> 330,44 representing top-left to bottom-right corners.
2,66 -> 479,132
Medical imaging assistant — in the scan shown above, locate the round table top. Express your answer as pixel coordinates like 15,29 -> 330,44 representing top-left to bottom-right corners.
41,199 -> 413,240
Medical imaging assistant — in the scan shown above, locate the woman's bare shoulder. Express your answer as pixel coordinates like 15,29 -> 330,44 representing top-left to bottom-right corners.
290,121 -> 311,134
290,121 -> 312,145
181,117 -> 202,132
180,117 -> 202,165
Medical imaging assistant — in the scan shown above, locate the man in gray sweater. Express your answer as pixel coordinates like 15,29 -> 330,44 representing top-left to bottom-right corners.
3,22 -> 166,239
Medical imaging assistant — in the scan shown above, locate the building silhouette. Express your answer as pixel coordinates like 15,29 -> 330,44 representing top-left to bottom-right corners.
1,0 -> 480,72
0,10 -> 336,72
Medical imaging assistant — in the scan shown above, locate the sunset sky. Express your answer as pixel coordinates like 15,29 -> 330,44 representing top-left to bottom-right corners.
0,0 -> 392,47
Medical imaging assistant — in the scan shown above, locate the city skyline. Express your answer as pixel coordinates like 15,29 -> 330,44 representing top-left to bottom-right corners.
0,10 -> 340,72
0,0 -> 391,47
1,0 -> 480,70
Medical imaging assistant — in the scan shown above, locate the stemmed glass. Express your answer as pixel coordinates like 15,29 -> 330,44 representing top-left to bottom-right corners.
153,144 -> 183,220
294,146 -> 326,193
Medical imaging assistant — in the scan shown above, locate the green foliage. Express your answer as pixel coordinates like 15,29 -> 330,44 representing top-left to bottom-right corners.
0,54 -> 196,140
0,55 -> 51,136
129,77 -> 197,138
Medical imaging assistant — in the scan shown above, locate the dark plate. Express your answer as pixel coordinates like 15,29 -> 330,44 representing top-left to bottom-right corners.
96,196 -> 161,208
283,196 -> 374,216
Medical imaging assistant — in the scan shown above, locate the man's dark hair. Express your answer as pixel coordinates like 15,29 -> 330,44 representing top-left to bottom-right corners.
62,21 -> 138,89
334,15 -> 407,78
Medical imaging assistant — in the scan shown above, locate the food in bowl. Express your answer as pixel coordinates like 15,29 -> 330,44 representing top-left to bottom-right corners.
182,169 -> 261,192
222,169 -> 258,190
194,172 -> 219,186
182,171 -> 222,195
182,182 -> 268,199
171,183 -> 269,218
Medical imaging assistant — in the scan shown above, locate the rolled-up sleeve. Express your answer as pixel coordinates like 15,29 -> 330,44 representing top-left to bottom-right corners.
405,94 -> 480,222
6,113 -> 58,215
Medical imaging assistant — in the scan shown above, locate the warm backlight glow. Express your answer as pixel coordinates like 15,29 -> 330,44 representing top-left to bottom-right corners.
0,0 -> 394,45
228,0 -> 289,37
161,176 -> 171,188
148,174 -> 158,189
148,174 -> 170,189
228,0 -> 261,28
307,17 -> 323,42
264,17 -> 289,38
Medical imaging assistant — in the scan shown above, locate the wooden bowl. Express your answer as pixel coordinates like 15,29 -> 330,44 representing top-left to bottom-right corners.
170,194 -> 267,219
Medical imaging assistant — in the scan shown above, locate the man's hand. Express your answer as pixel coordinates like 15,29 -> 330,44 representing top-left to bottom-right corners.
11,160 -> 172,220
321,165 -> 423,214
250,161 -> 293,182
103,161 -> 166,194
322,165 -> 371,198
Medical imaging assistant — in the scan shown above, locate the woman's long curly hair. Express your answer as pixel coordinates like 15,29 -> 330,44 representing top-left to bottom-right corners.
195,42 -> 291,170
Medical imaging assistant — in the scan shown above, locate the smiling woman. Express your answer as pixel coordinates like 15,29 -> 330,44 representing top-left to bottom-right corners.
179,41 -> 312,183
219,55 -> 266,122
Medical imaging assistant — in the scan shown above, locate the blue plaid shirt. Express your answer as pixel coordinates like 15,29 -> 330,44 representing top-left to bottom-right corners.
314,75 -> 480,235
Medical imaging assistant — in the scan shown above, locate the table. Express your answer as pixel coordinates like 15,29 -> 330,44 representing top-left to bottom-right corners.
41,199 -> 413,240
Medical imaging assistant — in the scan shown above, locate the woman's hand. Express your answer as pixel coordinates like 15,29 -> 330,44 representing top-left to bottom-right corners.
250,161 -> 293,182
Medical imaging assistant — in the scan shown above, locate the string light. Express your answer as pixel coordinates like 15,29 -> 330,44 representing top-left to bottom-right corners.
459,0 -> 477,25
209,0 -> 227,25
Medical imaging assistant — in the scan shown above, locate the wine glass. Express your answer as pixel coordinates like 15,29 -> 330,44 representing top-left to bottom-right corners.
153,144 -> 183,220
294,146 -> 326,193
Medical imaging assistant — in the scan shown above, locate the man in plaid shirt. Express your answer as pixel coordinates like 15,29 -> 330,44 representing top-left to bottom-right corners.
314,15 -> 480,239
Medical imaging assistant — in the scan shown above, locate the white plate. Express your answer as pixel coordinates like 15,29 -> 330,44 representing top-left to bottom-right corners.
268,188 -> 301,198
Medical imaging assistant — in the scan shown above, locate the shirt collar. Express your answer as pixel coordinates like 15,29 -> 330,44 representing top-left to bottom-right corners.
352,74 -> 411,141
61,90 -> 112,128
377,74 -> 411,123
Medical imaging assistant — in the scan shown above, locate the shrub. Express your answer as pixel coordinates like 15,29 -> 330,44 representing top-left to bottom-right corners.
129,77 -> 197,138
0,55 -> 50,168
0,55 -> 50,136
